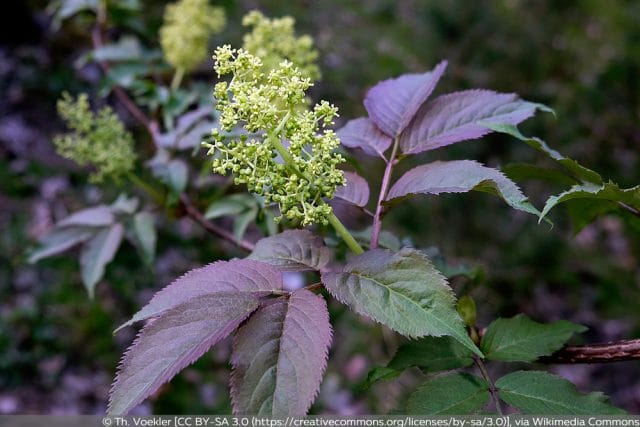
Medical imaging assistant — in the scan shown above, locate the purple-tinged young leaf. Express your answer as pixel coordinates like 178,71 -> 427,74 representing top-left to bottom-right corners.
57,206 -> 115,228
400,90 -> 541,154
334,171 -> 370,207
363,61 -> 448,137
321,248 -> 481,355
27,226 -> 95,264
115,259 -> 282,332
336,117 -> 392,159
249,230 -> 331,272
386,160 -> 539,216
154,107 -> 216,150
80,223 -> 124,298
108,292 -> 260,415
230,290 -> 332,416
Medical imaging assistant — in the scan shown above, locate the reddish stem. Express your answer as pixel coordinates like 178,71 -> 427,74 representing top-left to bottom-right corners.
370,138 -> 399,248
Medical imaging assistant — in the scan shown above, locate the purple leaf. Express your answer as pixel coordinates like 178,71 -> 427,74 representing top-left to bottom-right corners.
334,171 -> 370,207
108,292 -> 260,415
115,259 -> 282,332
363,61 -> 447,137
386,160 -> 539,215
28,226 -> 95,263
230,289 -> 332,416
154,107 -> 216,150
249,230 -> 331,272
336,117 -> 392,159
57,206 -> 115,228
400,90 -> 540,154
80,223 -> 125,297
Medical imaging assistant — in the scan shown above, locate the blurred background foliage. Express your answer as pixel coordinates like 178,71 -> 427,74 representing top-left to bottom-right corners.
1,0 -> 639,415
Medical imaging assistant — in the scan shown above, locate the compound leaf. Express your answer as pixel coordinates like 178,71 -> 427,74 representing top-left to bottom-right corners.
364,61 -> 447,137
249,230 -> 331,272
321,248 -> 480,355
481,314 -> 587,362
80,223 -> 124,297
406,373 -> 490,415
400,90 -> 543,154
386,160 -> 539,216
108,292 -> 260,415
230,290 -> 332,416
336,117 -> 392,159
388,336 -> 474,373
496,371 -> 625,415
115,259 -> 282,332
335,171 -> 370,207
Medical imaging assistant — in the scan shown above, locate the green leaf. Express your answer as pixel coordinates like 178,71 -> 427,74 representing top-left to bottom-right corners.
133,212 -> 156,266
481,314 -> 586,362
496,371 -> 625,415
406,373 -> 490,415
566,199 -> 618,233
321,248 -> 481,355
233,207 -> 258,241
502,163 -> 577,186
49,0 -> 98,29
360,367 -> 401,390
541,182 -> 640,222
483,123 -> 602,185
205,194 -> 256,219
457,295 -> 477,328
388,336 -> 474,373
204,195 -> 259,242
80,224 -> 124,297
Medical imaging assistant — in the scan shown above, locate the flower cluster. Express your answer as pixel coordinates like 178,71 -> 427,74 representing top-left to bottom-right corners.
242,10 -> 320,82
160,0 -> 225,72
54,93 -> 136,183
205,46 -> 344,226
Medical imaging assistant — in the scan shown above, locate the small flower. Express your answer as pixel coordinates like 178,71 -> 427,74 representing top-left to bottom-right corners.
242,10 -> 320,82
205,47 -> 344,226
54,93 -> 136,183
160,0 -> 226,72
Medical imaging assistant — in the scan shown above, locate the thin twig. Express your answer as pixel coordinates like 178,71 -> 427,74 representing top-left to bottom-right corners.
618,202 -> 640,218
91,6 -> 153,133
540,338 -> 640,364
179,193 -> 255,252
371,138 -> 400,248
473,355 -> 503,415
304,282 -> 323,292
90,8 -> 254,254
477,327 -> 640,364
